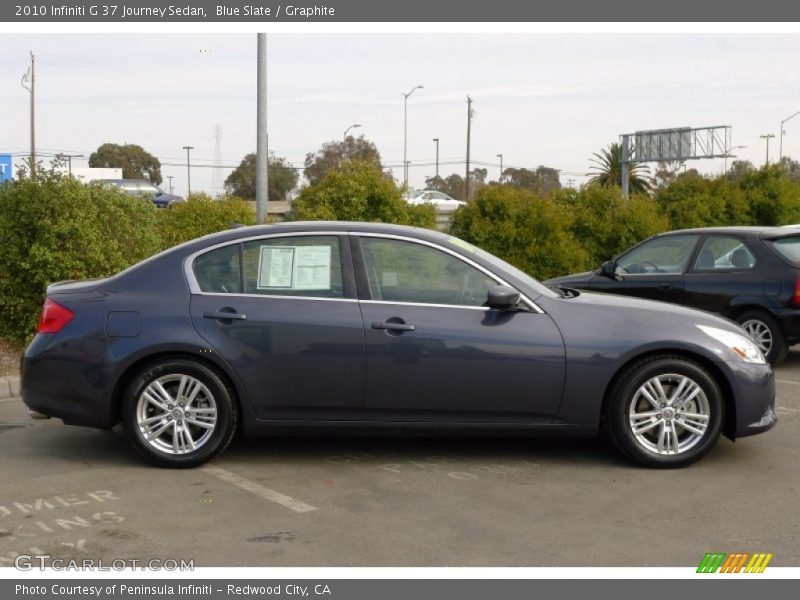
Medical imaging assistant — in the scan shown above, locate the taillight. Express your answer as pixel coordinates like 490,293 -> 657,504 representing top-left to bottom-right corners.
795,275 -> 800,307
37,298 -> 74,333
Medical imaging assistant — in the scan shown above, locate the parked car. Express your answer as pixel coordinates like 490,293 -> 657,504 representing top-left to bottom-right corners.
407,190 -> 466,211
92,179 -> 185,208
545,226 -> 800,364
22,223 -> 775,469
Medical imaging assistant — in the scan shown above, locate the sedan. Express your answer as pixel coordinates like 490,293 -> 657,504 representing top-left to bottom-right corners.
545,226 -> 800,364
92,179 -> 185,208
22,223 -> 776,468
407,190 -> 466,211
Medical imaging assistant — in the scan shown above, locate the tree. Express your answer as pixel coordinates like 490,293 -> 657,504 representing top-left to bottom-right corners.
778,156 -> 800,183
224,152 -> 299,201
304,135 -> 382,186
726,160 -> 756,180
88,143 -> 162,184
292,160 -> 435,228
589,142 -> 651,193
650,161 -> 685,190
502,166 -> 562,194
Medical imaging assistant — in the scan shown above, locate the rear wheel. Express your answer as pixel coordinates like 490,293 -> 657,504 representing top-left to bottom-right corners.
607,356 -> 723,468
736,310 -> 787,365
121,359 -> 237,468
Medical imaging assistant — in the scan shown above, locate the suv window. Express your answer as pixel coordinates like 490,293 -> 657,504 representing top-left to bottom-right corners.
360,237 -> 497,306
617,235 -> 700,274
693,236 -> 756,271
242,236 -> 343,298
768,236 -> 800,266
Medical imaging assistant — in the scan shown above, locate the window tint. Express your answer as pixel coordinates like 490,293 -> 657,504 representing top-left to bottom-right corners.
617,235 -> 699,274
242,236 -> 343,298
360,237 -> 497,306
193,244 -> 242,294
768,236 -> 800,266
693,236 -> 756,271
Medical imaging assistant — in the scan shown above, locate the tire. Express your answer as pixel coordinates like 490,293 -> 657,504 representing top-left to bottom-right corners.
121,359 -> 237,468
607,356 -> 723,468
736,310 -> 788,365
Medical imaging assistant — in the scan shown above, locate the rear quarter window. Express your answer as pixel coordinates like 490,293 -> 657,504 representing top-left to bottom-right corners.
766,236 -> 800,266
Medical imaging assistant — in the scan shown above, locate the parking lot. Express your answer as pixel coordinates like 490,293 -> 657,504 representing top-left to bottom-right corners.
1,351 -> 798,568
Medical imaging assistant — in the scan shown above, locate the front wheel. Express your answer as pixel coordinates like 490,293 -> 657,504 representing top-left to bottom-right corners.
607,356 -> 723,468
121,359 -> 237,468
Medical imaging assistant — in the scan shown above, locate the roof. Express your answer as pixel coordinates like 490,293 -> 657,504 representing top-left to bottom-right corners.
659,225 -> 800,237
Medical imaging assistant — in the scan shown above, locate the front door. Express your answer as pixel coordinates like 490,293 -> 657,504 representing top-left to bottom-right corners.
355,235 -> 565,423
189,234 -> 365,420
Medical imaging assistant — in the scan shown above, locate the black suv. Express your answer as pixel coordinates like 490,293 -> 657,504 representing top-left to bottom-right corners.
546,226 -> 800,363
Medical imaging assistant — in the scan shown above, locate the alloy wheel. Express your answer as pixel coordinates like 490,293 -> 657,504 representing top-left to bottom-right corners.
741,319 -> 773,355
628,373 -> 710,456
135,374 -> 218,455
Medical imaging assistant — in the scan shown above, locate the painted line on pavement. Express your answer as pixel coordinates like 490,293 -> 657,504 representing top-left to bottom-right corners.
776,379 -> 800,386
201,465 -> 317,514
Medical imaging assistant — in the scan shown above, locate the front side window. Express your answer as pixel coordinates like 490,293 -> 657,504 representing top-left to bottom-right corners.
360,237 -> 497,307
693,236 -> 756,271
242,236 -> 343,298
617,235 -> 700,274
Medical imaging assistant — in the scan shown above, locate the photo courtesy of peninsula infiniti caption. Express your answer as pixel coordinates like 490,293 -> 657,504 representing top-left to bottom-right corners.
21,223 -> 777,468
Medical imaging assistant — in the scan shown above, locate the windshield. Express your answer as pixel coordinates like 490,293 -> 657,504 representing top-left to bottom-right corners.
767,236 -> 800,266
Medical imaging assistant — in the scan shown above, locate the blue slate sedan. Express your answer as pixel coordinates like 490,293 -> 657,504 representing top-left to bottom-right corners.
21,223 -> 776,468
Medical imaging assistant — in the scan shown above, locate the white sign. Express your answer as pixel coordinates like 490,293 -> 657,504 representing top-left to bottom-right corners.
257,245 -> 332,291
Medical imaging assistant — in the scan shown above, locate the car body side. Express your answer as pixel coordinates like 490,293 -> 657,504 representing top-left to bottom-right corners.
21,222 -> 775,441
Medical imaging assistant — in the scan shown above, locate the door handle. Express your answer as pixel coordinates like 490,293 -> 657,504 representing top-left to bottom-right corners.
203,310 -> 247,321
658,283 -> 673,290
371,321 -> 415,332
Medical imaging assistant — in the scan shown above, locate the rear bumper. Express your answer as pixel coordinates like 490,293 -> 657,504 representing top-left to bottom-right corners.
725,359 -> 777,438
21,335 -> 115,429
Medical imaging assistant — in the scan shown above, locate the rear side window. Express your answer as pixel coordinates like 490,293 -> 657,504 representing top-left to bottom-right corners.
241,236 -> 344,298
693,236 -> 756,271
193,244 -> 242,294
767,236 -> 800,266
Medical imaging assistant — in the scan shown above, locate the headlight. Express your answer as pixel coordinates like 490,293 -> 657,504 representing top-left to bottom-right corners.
697,325 -> 766,364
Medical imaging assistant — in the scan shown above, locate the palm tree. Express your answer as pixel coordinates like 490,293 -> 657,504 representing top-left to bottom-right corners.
589,142 -> 651,193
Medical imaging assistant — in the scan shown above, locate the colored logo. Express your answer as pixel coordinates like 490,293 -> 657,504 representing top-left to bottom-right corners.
697,552 -> 773,573
0,154 -> 12,183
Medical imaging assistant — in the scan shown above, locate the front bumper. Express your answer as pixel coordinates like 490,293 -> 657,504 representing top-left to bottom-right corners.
725,359 -> 777,438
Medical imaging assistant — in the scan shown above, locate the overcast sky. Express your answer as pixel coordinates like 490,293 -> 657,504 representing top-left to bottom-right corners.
2,33 -> 800,196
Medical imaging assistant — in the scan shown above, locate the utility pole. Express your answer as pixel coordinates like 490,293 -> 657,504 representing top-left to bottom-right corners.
182,145 -> 194,197
402,84 -> 423,187
496,153 -> 503,182
780,111 -> 800,162
432,138 -> 439,179
20,52 -> 35,177
168,175 -> 174,195
760,133 -> 775,165
465,96 -> 473,201
620,134 -> 630,198
61,153 -> 83,175
256,33 -> 269,223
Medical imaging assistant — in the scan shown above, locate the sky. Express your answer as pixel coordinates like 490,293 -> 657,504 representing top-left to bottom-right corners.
2,33 -> 800,197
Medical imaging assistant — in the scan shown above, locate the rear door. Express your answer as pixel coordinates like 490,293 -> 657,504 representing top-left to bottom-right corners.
353,234 -> 565,423
188,233 -> 366,420
592,234 -> 700,304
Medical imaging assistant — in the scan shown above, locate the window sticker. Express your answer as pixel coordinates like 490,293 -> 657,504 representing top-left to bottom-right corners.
257,245 -> 332,290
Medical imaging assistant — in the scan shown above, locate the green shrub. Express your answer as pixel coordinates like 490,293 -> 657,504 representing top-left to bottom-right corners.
450,185 -> 590,280
0,173 -> 161,344
156,193 -> 256,248
291,160 -> 436,228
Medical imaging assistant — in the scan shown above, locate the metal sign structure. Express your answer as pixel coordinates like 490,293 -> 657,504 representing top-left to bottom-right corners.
619,125 -> 732,196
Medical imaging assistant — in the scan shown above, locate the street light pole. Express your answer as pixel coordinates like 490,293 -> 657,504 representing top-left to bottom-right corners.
432,138 -> 439,179
402,84 -> 423,187
182,145 -> 194,197
20,52 -> 35,177
760,134 -> 775,166
343,123 -> 362,141
465,96 -> 473,201
724,145 -> 746,173
168,176 -> 174,195
256,33 -> 269,223
496,153 -> 503,182
780,111 -> 800,162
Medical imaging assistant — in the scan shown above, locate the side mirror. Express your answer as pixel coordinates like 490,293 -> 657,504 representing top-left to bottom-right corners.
487,285 -> 520,310
600,260 -> 616,277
